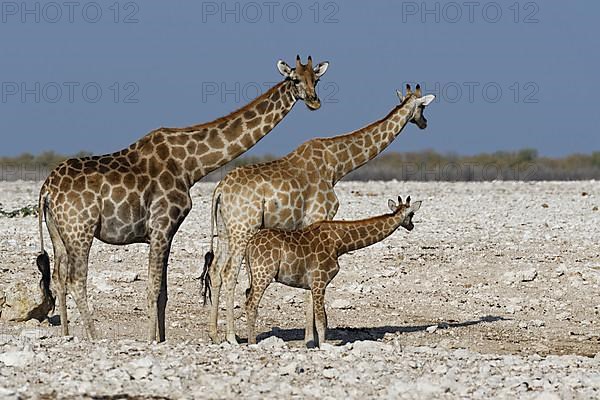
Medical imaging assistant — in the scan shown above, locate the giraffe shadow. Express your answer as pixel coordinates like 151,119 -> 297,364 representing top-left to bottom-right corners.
256,315 -> 507,345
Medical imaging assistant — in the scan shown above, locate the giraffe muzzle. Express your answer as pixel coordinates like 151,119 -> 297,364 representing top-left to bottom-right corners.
305,98 -> 321,110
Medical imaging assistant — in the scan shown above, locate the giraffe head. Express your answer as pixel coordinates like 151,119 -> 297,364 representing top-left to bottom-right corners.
396,84 -> 436,129
387,195 -> 422,231
277,55 -> 329,110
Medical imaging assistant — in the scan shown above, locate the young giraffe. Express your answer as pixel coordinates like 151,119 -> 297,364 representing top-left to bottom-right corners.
33,55 -> 329,342
203,84 -> 435,344
245,195 -> 422,347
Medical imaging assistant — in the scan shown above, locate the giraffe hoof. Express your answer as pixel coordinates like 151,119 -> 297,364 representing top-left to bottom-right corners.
208,331 -> 219,343
226,333 -> 239,345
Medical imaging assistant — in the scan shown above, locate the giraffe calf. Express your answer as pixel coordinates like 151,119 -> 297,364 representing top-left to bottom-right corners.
244,195 -> 422,347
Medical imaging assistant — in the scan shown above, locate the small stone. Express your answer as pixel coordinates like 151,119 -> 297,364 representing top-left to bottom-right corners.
131,357 -> 154,369
279,362 -> 297,376
322,367 -> 339,379
380,269 -> 396,278
518,321 -> 529,329
0,335 -> 16,346
0,350 -> 35,368
530,319 -> 545,327
352,340 -> 380,355
555,312 -> 571,321
109,254 -> 124,263
330,298 -> 353,310
0,387 -> 16,397
128,357 -> 154,380
503,271 -> 518,285
553,267 -> 566,277
505,304 -> 523,314
283,294 -> 298,304
319,343 -> 336,351
23,318 -> 40,328
20,328 -> 52,340
426,325 -> 438,334
520,268 -> 538,282
91,275 -> 114,293
534,392 -> 561,400
108,271 -> 139,283
226,352 -> 239,363
258,336 -> 286,349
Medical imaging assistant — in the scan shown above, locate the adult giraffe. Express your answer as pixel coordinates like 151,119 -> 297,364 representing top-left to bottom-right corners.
31,55 -> 329,342
203,84 -> 434,344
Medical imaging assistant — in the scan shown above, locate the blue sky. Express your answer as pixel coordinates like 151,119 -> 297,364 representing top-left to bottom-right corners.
0,0 -> 598,157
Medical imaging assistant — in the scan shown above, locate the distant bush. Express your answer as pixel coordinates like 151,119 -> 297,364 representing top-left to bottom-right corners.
0,149 -> 598,181
344,149 -> 600,181
0,151 -> 91,181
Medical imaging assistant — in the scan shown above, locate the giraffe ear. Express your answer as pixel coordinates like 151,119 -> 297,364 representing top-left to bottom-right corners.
277,60 -> 293,77
415,84 -> 422,97
314,61 -> 329,78
419,95 -> 435,106
388,199 -> 397,212
396,90 -> 404,103
410,201 -> 422,213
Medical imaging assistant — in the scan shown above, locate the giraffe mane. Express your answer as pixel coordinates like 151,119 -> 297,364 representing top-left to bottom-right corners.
156,80 -> 289,134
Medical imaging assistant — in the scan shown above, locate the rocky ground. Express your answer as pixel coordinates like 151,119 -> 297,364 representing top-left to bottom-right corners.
0,180 -> 599,399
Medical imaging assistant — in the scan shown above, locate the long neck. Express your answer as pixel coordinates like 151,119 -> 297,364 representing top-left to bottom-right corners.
328,211 -> 406,255
153,80 -> 298,185
320,100 -> 415,184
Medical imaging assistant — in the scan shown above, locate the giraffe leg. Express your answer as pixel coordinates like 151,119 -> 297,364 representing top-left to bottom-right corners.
222,247 -> 245,344
245,262 -> 276,345
53,252 -> 68,336
69,269 -> 96,339
47,216 -> 69,335
311,287 -> 327,347
245,279 -> 269,345
63,229 -> 95,340
208,248 -> 227,343
66,249 -> 96,340
208,213 -> 230,342
157,247 -> 170,342
304,291 -> 315,347
147,239 -> 170,343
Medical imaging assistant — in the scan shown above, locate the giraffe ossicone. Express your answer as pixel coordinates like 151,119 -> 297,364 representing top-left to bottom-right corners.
244,195 -> 422,347
29,55 -> 329,342
202,83 -> 435,344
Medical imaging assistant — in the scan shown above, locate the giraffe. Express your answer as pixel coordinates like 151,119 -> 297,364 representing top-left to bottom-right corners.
32,55 -> 330,342
245,195 -> 422,347
202,84 -> 435,344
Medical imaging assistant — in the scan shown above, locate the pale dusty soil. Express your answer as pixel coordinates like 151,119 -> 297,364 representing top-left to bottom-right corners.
0,181 -> 599,399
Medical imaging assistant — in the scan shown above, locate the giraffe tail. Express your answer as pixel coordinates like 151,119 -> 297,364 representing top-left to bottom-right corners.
200,251 -> 213,306
14,191 -> 55,322
200,183 -> 221,305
